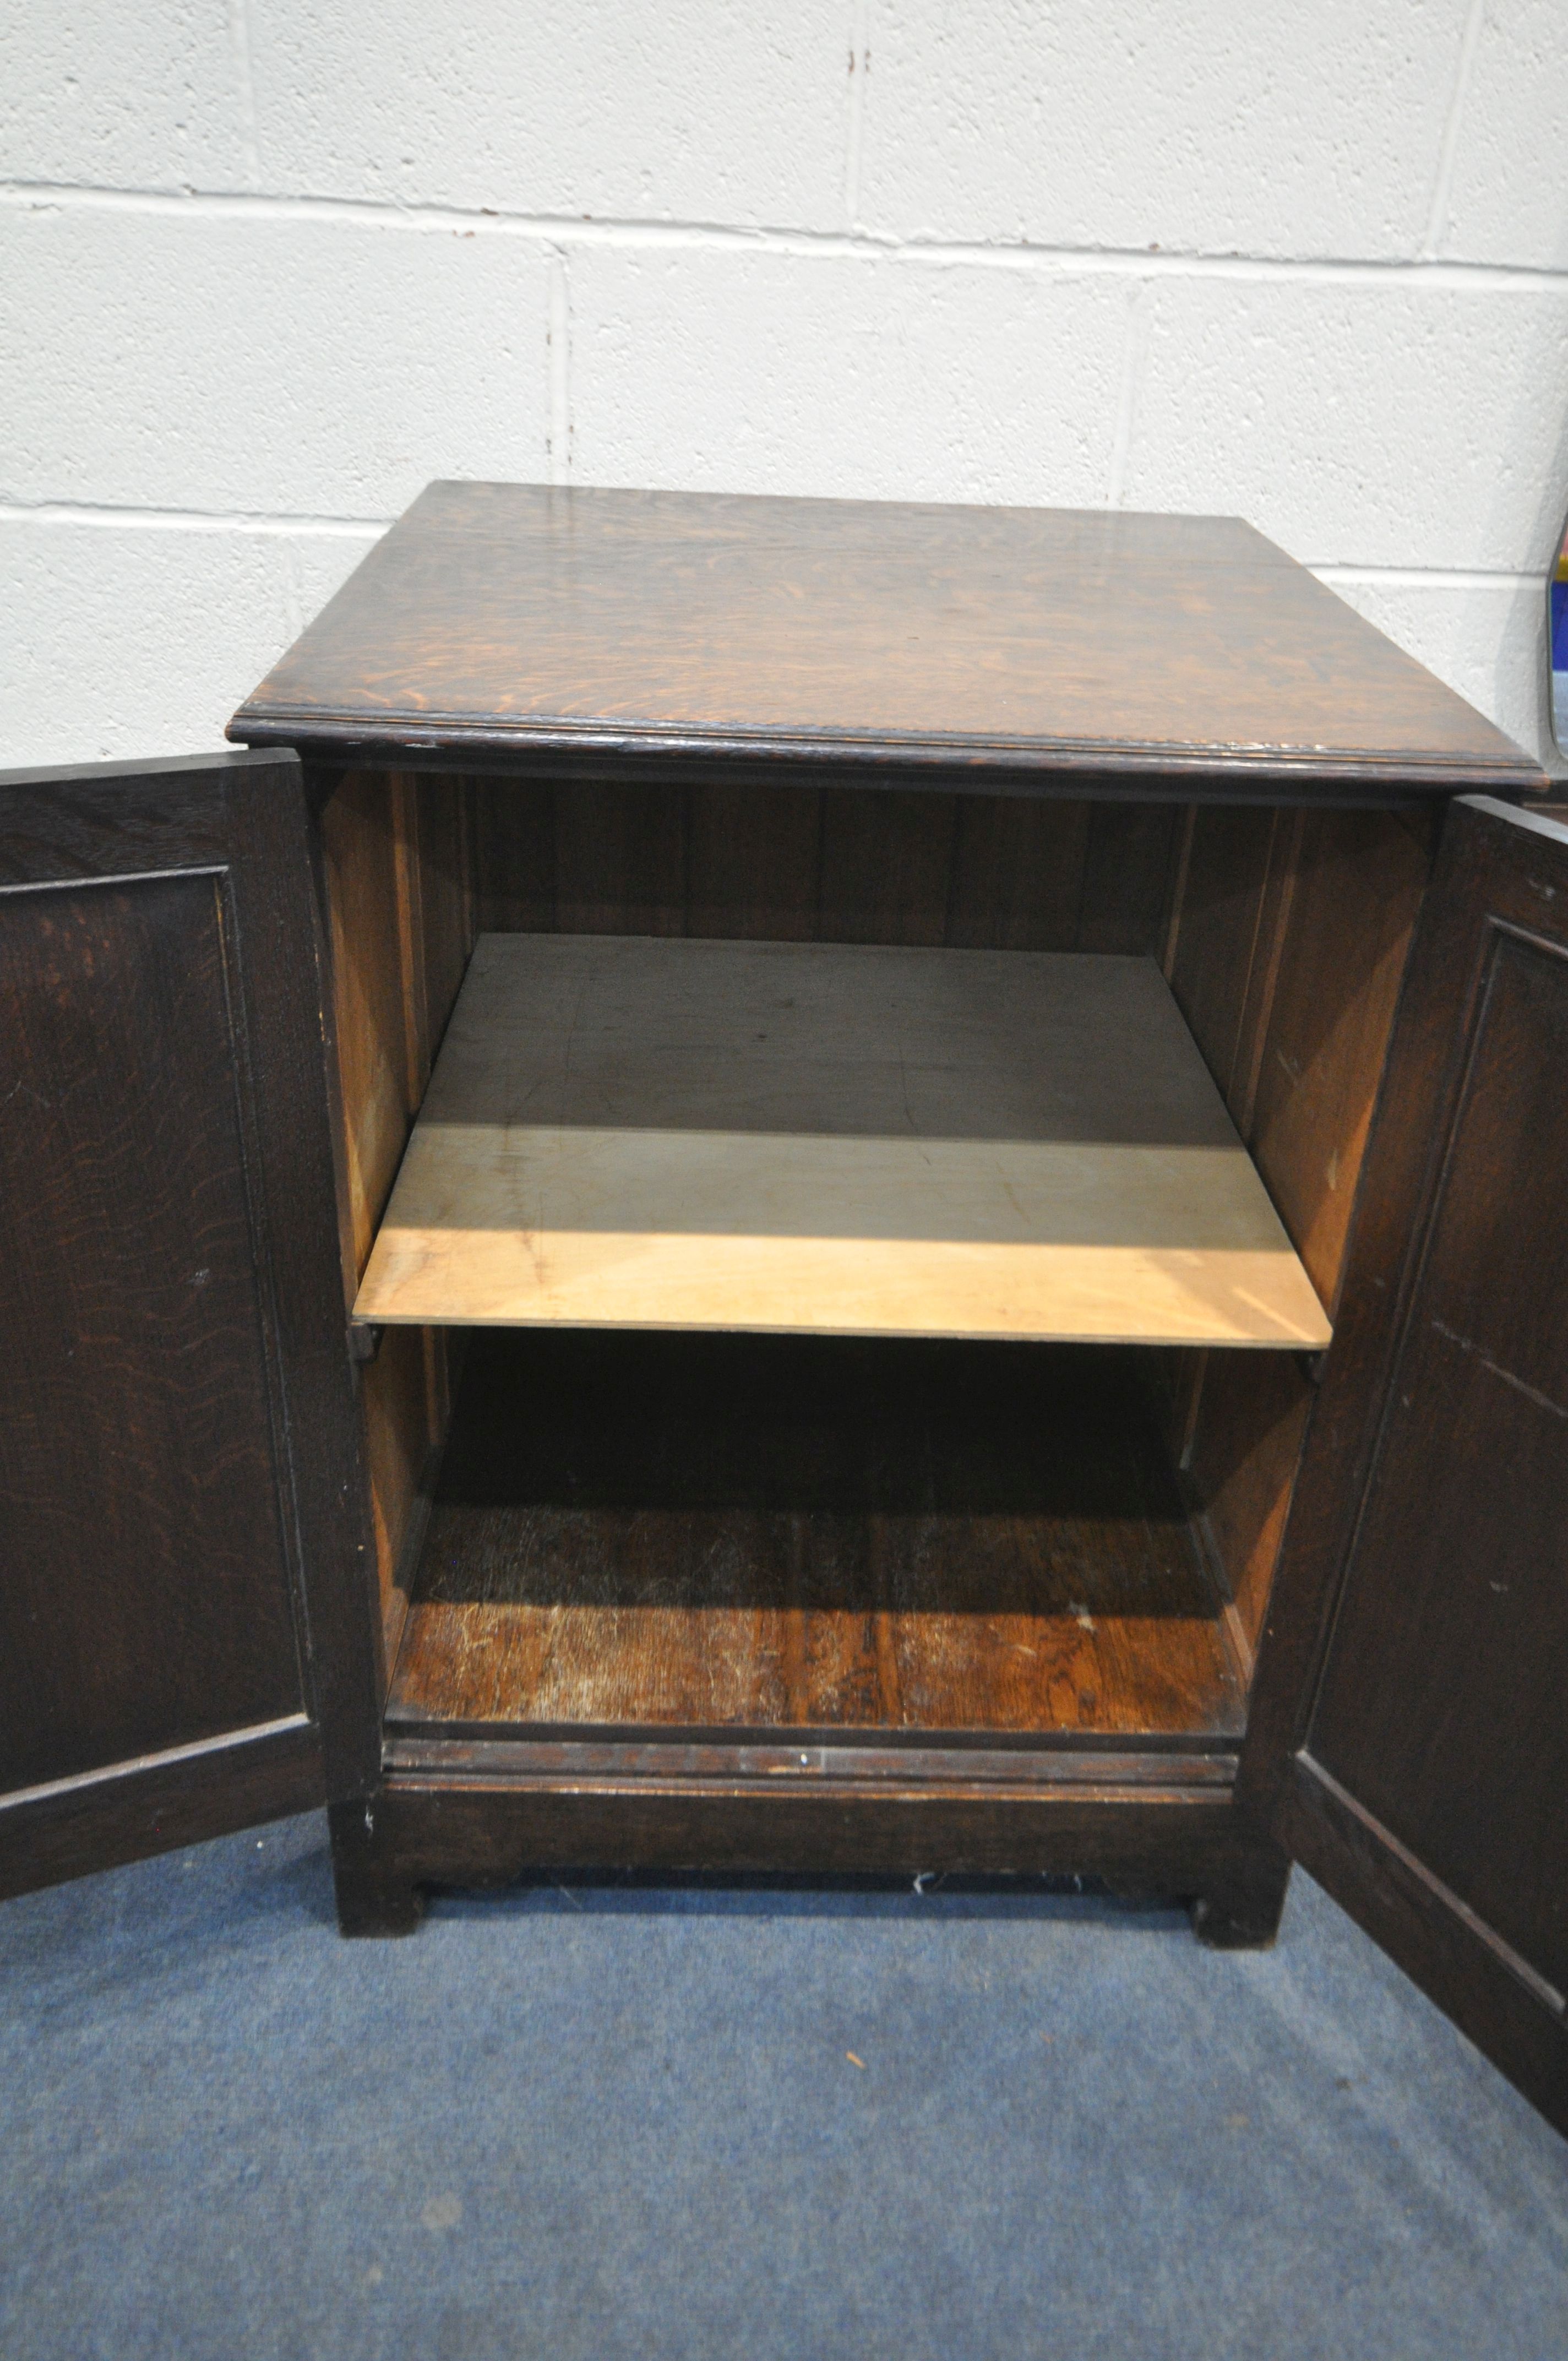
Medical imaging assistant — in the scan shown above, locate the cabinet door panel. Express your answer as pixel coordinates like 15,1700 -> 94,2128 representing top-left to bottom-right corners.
0,753 -> 378,1898
1243,796 -> 1568,2132
1307,918 -> 1568,1995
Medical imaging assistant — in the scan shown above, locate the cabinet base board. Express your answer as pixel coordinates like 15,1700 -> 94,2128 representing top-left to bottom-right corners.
328,1750 -> 1288,1947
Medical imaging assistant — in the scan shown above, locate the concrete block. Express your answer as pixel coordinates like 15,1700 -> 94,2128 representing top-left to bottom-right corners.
0,2 -> 251,192
0,516 -> 376,766
1321,569 -> 1561,774
247,0 -> 848,229
0,206 -> 549,518
568,246 -> 1129,505
1440,0 -> 1568,269
1125,274 -> 1568,572
856,0 -> 1463,259
284,529 -> 386,629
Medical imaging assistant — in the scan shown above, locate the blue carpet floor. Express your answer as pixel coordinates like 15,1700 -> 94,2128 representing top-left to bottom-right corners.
1,1812 -> 1564,2360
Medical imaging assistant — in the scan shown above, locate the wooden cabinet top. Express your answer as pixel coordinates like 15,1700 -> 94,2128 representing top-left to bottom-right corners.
230,480 -> 1542,799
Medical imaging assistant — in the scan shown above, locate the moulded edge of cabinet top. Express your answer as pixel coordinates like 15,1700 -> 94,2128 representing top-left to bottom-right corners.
226,482 -> 1545,798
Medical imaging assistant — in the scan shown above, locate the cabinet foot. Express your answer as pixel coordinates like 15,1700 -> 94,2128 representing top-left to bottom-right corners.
327,1796 -> 425,1937
1190,1851 -> 1292,1950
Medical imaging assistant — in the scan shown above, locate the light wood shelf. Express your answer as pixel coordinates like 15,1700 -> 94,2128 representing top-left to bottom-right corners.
353,935 -> 1332,1351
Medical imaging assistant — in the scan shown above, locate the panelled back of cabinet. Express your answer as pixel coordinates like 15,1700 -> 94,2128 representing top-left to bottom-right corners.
468,775 -> 1179,954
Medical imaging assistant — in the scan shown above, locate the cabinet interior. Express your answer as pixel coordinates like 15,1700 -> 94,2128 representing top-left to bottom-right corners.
316,766 -> 1434,1753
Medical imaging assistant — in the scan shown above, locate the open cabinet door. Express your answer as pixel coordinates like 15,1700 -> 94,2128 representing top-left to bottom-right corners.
0,752 -> 378,1901
1241,794 -> 1568,2134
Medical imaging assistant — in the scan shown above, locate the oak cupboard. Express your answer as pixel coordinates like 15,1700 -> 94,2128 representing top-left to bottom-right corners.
2,485 -> 1564,2134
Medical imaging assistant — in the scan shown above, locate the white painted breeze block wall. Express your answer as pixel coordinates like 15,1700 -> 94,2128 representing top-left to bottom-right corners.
3,2 -> 1567,770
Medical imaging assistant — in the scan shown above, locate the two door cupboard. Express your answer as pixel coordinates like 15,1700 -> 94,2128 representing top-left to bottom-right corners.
3,483 -> 1564,2133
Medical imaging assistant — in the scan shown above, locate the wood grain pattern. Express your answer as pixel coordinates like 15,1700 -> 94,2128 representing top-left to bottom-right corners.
1160,803 -> 1434,1643
471,774 -> 1177,955
1076,802 -> 1183,955
816,788 -> 957,944
353,936 -> 1331,1348
385,1331 -> 1247,1744
1164,804 -> 1281,1114
1167,804 -> 1436,1304
319,772 -> 411,1274
317,771 -> 476,1675
1242,795 -> 1568,2131
554,779 -> 687,936
944,796 -> 1093,949
469,773 -> 556,934
0,868 -> 307,1787
426,774 -> 477,1035
333,1771 -> 1289,1944
685,777 -> 823,941
230,483 -> 1542,794
400,773 -> 475,1447
1307,915 -> 1568,1990
394,935 -> 1248,1143
1247,808 -> 1435,1312
359,1132 -> 1333,1347
1185,1350 -> 1313,1663
0,1721 -> 325,1907
0,752 -> 379,1900
321,770 -> 425,1673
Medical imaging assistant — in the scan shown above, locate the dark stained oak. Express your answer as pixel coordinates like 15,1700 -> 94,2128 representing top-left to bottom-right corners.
0,752 -> 380,1900
229,482 -> 1543,797
1165,804 -> 1281,1112
1242,795 -> 1568,2134
384,1331 -> 1248,1746
1307,917 -> 1568,1983
470,773 -> 1177,956
331,1764 -> 1291,1947
15,495 -> 1559,2049
945,795 -> 1094,949
1077,802 -> 1184,950
0,867 -> 304,1785
330,1769 -> 1290,1945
